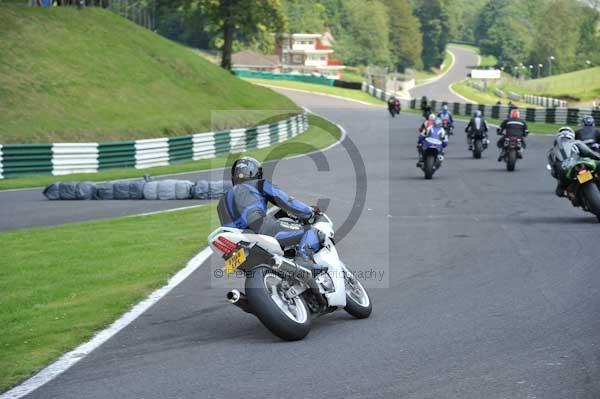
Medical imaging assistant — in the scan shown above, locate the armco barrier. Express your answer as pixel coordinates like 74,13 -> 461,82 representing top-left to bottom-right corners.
233,70 -> 335,86
362,83 -> 600,126
0,113 -> 308,179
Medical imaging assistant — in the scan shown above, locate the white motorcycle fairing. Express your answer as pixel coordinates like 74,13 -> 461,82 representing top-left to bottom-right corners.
313,243 -> 347,307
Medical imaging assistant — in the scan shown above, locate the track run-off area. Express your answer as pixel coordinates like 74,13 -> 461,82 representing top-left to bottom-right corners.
3,86 -> 598,399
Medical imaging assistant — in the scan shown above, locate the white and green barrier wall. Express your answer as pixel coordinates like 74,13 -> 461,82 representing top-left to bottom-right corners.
362,83 -> 600,126
0,113 -> 308,179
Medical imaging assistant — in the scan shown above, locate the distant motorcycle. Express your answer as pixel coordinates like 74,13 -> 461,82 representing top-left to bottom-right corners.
467,121 -> 489,159
388,99 -> 401,117
498,129 -> 523,171
547,158 -> 600,222
442,119 -> 454,136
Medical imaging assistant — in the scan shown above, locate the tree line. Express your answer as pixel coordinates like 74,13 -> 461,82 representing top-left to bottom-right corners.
32,0 -> 599,76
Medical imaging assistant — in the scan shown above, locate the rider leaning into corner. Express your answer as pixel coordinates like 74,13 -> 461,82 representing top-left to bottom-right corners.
576,115 -> 600,150
497,109 -> 529,161
217,157 -> 326,275
548,127 -> 600,198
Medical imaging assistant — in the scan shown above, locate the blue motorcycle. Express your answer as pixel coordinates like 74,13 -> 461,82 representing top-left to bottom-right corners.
418,127 -> 447,180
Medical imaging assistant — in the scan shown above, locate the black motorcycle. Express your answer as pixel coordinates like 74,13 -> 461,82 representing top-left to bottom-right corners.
469,130 -> 489,159
497,129 -> 523,171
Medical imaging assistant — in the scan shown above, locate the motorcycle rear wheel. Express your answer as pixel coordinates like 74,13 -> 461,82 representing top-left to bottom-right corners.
582,182 -> 600,221
506,149 -> 517,171
473,140 -> 483,159
424,154 -> 435,180
245,267 -> 311,341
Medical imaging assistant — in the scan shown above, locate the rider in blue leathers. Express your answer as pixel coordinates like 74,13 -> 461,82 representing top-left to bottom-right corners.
217,157 -> 324,272
438,104 -> 454,133
417,117 -> 448,167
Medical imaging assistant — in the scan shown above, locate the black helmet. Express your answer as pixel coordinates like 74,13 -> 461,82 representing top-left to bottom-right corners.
231,157 -> 263,185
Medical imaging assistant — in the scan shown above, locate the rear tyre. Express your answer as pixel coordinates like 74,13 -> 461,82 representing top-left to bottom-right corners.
582,182 -> 600,218
343,270 -> 372,319
245,266 -> 311,341
424,154 -> 435,180
506,149 -> 517,171
473,140 -> 483,159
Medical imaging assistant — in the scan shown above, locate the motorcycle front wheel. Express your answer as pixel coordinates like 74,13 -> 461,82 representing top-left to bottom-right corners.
343,270 -> 372,319
245,267 -> 311,341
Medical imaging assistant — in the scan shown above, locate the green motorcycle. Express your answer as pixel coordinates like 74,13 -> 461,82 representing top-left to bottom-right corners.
549,157 -> 600,222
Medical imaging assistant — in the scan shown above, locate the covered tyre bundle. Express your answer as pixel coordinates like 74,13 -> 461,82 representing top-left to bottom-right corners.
43,182 -> 97,200
142,180 -> 192,200
113,180 -> 131,200
95,182 -> 114,200
192,180 -> 232,199
142,181 -> 159,200
175,180 -> 194,200
192,181 -> 210,200
112,180 -> 146,200
208,181 -> 231,198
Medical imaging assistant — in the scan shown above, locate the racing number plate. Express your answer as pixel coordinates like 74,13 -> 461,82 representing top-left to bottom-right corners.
577,170 -> 593,184
225,248 -> 246,274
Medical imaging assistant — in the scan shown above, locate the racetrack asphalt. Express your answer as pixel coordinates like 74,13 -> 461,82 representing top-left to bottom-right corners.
410,45 -> 480,103
12,89 -> 600,399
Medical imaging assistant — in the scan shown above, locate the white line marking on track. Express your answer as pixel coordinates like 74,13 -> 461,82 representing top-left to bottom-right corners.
125,204 -> 207,218
0,247 -> 214,399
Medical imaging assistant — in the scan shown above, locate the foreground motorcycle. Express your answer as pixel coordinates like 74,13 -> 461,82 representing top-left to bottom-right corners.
419,136 -> 444,179
208,208 -> 372,341
498,130 -> 523,171
547,158 -> 600,222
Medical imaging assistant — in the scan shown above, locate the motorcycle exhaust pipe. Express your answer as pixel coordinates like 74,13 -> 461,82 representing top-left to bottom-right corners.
226,289 -> 252,313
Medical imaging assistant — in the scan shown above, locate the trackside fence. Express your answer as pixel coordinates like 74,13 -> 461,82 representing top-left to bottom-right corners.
361,83 -> 600,126
0,113 -> 308,179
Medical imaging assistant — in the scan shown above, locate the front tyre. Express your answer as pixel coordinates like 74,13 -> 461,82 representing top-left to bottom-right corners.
245,267 -> 311,341
343,270 -> 372,319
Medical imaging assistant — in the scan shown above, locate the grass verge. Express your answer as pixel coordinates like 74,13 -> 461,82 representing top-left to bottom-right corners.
451,80 -> 538,108
0,204 -> 218,392
0,115 -> 341,190
0,5 -> 297,143
244,78 -> 384,106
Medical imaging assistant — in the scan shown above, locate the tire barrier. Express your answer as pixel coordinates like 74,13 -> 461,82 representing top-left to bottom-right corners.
43,178 -> 232,201
362,83 -> 600,126
0,112 -> 308,179
523,95 -> 568,108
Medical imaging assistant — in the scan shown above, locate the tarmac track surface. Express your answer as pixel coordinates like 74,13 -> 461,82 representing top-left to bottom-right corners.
9,90 -> 600,399
410,45 -> 480,103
